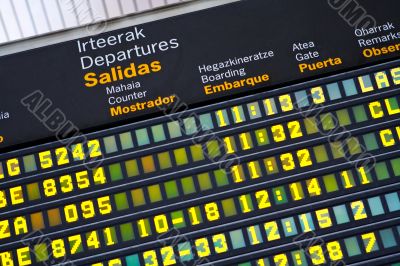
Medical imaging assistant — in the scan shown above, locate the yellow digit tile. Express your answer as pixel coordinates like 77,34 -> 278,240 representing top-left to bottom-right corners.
39,151 -> 53,169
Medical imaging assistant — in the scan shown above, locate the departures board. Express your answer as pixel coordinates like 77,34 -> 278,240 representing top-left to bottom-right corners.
1,0 -> 400,265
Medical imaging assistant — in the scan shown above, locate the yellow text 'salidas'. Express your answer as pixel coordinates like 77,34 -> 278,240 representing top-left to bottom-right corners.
84,60 -> 162,88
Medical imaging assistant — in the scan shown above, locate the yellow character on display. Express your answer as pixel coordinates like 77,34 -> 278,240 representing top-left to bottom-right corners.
271,124 -> 286,142
9,186 -> 24,205
288,121 -> 303,139
6,158 -> 20,177
264,98 -> 276,115
0,220 -> 11,239
14,217 -> 28,236
72,143 -> 85,161
195,238 -> 211,257
68,234 -> 82,255
327,241 -> 344,261
273,253 -> 288,266
264,221 -> 280,241
87,231 -> 100,249
43,179 -> 57,197
160,246 -> 176,265
0,251 -> 14,266
0,216 -> 28,239
309,245 -> 326,265
231,106 -> 244,123
362,232 -> 377,253
55,147 -> 70,166
39,151 -> 53,169
0,190 -> 7,208
391,67 -> 400,85
374,71 -> 390,89
311,86 -> 325,104
279,94 -> 294,112
143,250 -> 158,266
17,247 -> 31,266
368,101 -> 384,118
385,98 -> 400,115
351,200 -> 368,220
88,139 -> 102,158
315,209 -> 332,228
358,75 -> 374,93
280,153 -> 295,171
51,239 -> 66,258
215,110 -> 228,127
154,215 -> 169,234
380,129 -> 395,147
212,234 -> 228,253
204,202 -> 220,221
0,217 -> 28,239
